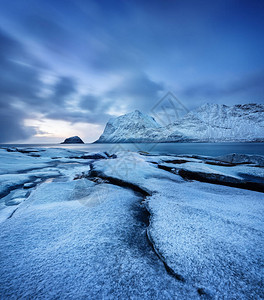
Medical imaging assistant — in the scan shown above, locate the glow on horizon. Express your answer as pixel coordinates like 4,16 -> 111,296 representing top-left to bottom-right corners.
24,118 -> 103,144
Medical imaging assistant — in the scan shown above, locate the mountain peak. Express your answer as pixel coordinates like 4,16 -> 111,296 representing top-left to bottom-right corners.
133,109 -> 142,114
95,110 -> 161,143
125,110 -> 144,118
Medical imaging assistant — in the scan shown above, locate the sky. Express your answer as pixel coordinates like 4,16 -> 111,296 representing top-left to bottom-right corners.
0,0 -> 263,143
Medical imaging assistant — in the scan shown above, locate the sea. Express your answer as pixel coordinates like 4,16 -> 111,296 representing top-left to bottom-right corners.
1,142 -> 264,157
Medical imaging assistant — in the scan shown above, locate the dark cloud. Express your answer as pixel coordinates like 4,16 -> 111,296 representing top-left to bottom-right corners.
77,72 -> 164,123
0,29 -> 42,102
46,72 -> 164,125
23,15 -> 71,55
79,95 -> 100,111
0,102 -> 36,143
182,71 -> 264,102
45,109 -> 111,125
0,29 -> 78,142
106,72 -> 164,111
0,28 -> 115,140
50,76 -> 77,104
0,30 -> 42,142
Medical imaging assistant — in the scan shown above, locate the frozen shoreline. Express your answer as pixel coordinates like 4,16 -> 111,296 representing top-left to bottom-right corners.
0,147 -> 263,299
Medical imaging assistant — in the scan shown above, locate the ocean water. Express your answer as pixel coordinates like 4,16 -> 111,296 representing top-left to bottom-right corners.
1,142 -> 264,157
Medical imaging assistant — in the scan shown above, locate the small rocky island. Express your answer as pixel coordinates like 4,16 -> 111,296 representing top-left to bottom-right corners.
61,136 -> 84,144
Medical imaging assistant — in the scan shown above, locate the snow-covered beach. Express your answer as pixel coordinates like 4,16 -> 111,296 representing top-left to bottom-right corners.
0,146 -> 263,299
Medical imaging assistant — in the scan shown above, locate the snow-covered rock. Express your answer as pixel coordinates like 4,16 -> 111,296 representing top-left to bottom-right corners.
0,148 -> 263,298
216,153 -> 264,166
61,136 -> 84,144
0,179 -> 197,299
96,103 -> 264,143
69,152 -> 109,159
89,152 -> 264,298
147,182 -> 264,299
23,182 -> 35,189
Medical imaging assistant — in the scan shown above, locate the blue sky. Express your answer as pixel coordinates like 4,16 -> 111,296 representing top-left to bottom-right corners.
0,0 -> 263,143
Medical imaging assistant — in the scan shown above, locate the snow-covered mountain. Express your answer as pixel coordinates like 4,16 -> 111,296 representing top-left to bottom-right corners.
96,110 -> 166,143
167,103 -> 264,142
95,104 -> 264,143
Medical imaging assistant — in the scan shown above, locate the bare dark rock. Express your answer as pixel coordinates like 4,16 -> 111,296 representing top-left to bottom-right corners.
61,136 -> 84,144
178,169 -> 264,193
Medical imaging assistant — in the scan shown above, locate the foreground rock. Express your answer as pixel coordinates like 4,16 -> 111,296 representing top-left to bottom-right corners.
0,148 -> 263,299
91,152 -> 264,299
61,136 -> 84,144
216,153 -> 264,166
0,180 -> 197,299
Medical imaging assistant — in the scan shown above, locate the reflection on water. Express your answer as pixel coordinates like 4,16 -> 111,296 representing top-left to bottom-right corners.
1,142 -> 264,157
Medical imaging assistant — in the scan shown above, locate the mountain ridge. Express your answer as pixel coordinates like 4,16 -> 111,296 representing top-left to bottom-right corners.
95,103 -> 264,143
